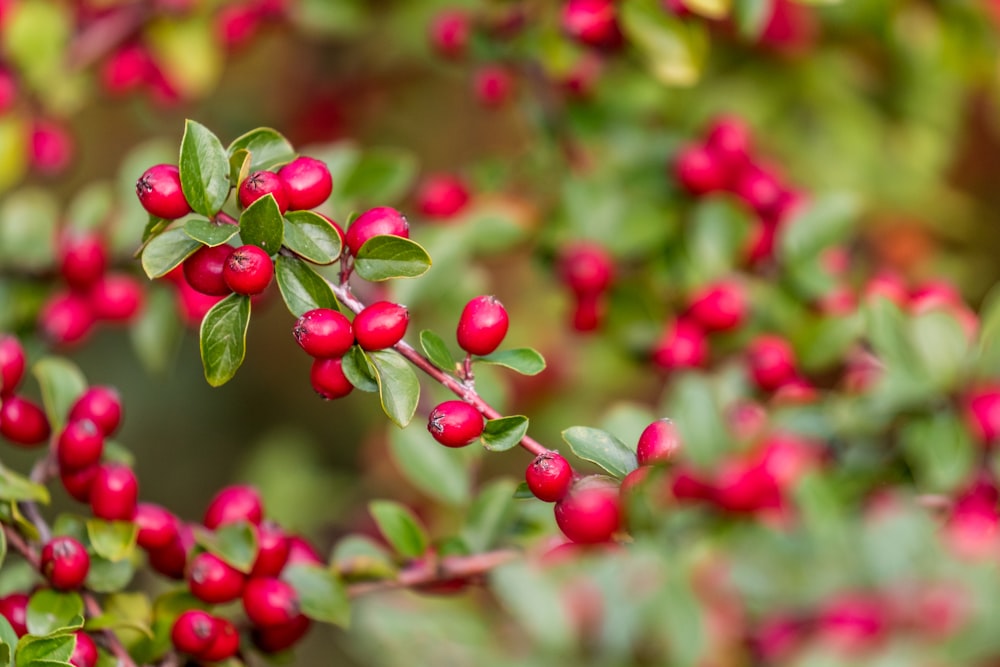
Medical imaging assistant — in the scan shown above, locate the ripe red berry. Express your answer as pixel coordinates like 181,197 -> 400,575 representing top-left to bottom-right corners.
429,9 -> 469,59
310,357 -> 354,400
56,419 -> 104,470
252,614 -> 311,653
277,156 -> 333,210
69,631 -> 98,667
136,164 -> 191,219
966,387 -> 1000,446
223,245 -> 274,295
39,292 -> 95,346
147,526 -> 193,580
135,502 -> 180,551
198,617 -> 240,662
344,206 -> 410,256
0,67 -> 15,115
69,386 -> 122,436
473,65 -> 514,108
0,593 -> 28,636
733,164 -> 783,217
183,245 -> 233,296
41,536 -> 90,590
554,483 -> 621,544
636,419 -> 681,466
293,309 -> 353,358
558,242 -> 614,296
250,521 -> 290,578
0,335 -> 25,396
0,395 -> 51,446
526,452 -> 573,502
650,318 -> 707,370
217,3 -> 261,48
561,0 -> 622,49
427,400 -> 483,447
747,335 -> 796,392
704,116 -> 751,177
204,485 -> 263,529
416,174 -> 470,219
100,43 -> 153,95
674,144 -> 726,195
456,295 -> 509,356
87,273 -> 145,322
58,233 -> 107,289
90,463 -> 139,520
286,535 -> 323,566
171,609 -> 219,655
30,120 -> 73,174
188,552 -> 246,604
686,280 -> 747,332
242,577 -> 300,627
570,292 -> 605,332
352,301 -> 409,351
61,464 -> 99,503
239,170 -> 290,213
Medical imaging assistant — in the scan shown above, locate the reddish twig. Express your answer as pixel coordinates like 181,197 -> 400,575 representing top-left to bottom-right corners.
67,4 -> 149,72
345,549 -> 519,597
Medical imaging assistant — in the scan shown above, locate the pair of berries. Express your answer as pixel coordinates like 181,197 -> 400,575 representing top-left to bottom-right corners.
0,335 -> 51,447
238,156 -> 333,214
184,243 -> 274,297
557,243 -> 615,332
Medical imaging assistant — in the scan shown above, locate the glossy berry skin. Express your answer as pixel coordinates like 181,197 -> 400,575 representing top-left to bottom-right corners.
30,120 -> 74,174
416,174 -> 470,219
747,335 -> 796,392
554,484 -> 621,544
171,609 -> 218,655
39,292 -> 95,346
61,464 -> 99,503
561,0 -> 622,49
147,527 -> 193,580
352,302 -> 409,351
344,206 -> 409,256
704,116 -> 751,176
636,419 -> 681,466
456,295 -> 509,356
0,593 -> 29,636
277,157 -> 333,210
56,419 -> 104,470
69,631 -> 98,667
558,243 -> 614,296
250,521 -> 290,578
183,245 -> 233,296
427,401 -> 484,448
674,144 -> 726,195
69,386 -> 122,436
41,536 -> 90,590
199,618 -> 240,662
310,357 -> 354,400
223,245 -> 274,296
429,9 -> 469,59
239,170 -> 290,213
686,280 -> 747,332
204,485 -> 263,529
0,395 -> 51,446
136,164 -> 191,219
966,387 -> 1000,446
90,463 -> 139,521
252,614 -> 311,653
58,233 -> 107,289
526,452 -> 573,502
733,164 -> 783,217
473,65 -> 514,108
0,335 -> 25,395
134,502 -> 180,551
188,552 -> 246,604
243,577 -> 300,627
87,273 -> 145,322
650,319 -> 707,370
286,535 -> 323,566
293,309 -> 354,358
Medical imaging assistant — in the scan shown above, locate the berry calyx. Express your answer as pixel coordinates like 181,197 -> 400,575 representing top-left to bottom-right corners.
456,295 -> 509,356
310,357 -> 354,400
136,164 -> 191,219
183,245 -> 234,296
250,521 -> 290,578
635,419 -> 681,466
223,245 -> 274,296
293,308 -> 354,358
58,233 -> 107,290
239,170 -> 290,213
352,301 -> 409,351
41,536 -> 90,590
171,609 -> 219,655
0,395 -> 51,446
69,631 -> 98,667
56,419 -> 104,470
204,485 -> 263,529
427,400 -> 484,447
526,452 -> 573,502
686,280 -> 748,332
747,335 -> 797,392
135,502 -> 180,551
69,386 -> 123,436
242,577 -> 300,627
277,156 -> 333,210
553,483 -> 621,544
187,552 -> 246,604
0,593 -> 29,636
89,463 -> 139,520
344,206 -> 410,256
0,335 -> 25,395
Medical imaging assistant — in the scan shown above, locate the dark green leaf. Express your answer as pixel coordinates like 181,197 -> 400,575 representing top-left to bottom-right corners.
336,148 -> 417,207
284,211 -> 342,265
194,521 -> 258,573
274,255 -> 339,318
140,228 -> 201,279
419,330 -> 457,372
178,120 -> 230,217
620,0 -> 708,86
0,465 -> 49,504
85,556 -> 134,593
388,427 -> 471,506
341,347 -> 378,393
226,128 -> 295,173
31,357 -> 86,432
238,194 -> 283,254
27,590 -> 84,636
183,218 -> 238,247
86,520 -> 138,562
199,293 -> 252,387
461,478 -> 517,553
481,416 -> 529,452
281,564 -> 350,627
476,348 -> 546,376
368,500 -> 428,559
354,236 -> 431,282
14,634 -> 74,665
561,426 -> 637,479
368,350 -> 420,428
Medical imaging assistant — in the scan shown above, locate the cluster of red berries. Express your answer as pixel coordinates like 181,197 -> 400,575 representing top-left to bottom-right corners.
557,242 -> 615,332
0,65 -> 74,175
0,335 -> 49,446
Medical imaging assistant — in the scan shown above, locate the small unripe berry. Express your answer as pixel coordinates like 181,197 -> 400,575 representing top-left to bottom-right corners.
456,295 -> 509,356
69,386 -> 122,436
353,301 -> 409,351
56,419 -> 104,470
310,357 -> 354,400
344,207 -> 409,256
636,419 -> 681,466
554,483 -> 621,544
429,9 -> 469,59
747,335 -> 796,392
427,400 -> 484,447
239,171 -> 289,213
0,395 -> 51,446
0,335 -> 25,396
250,521 -> 290,578
183,245 -> 233,296
188,552 -> 246,604
198,618 -> 240,662
674,144 -> 725,195
0,593 -> 29,636
558,242 -> 614,296
650,318 -> 707,370
252,614 -> 311,653
171,610 -> 218,655
526,452 -> 573,502
58,233 -> 107,289
561,0 -> 622,49
136,164 -> 191,219
473,65 -> 514,108
135,502 -> 180,551
242,577 -> 300,627
293,309 -> 353,358
61,464 -> 99,503
223,245 -> 274,295
277,156 -> 333,210
41,536 -> 90,590
87,273 -> 145,322
39,292 -> 95,346
416,174 -> 470,219
90,463 -> 139,520
69,631 -> 98,667
686,280 -> 747,332
204,485 -> 263,529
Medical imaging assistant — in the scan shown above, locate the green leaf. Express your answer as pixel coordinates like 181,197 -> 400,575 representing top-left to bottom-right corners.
901,412 -> 974,494
461,479 -> 517,553
14,634 -> 74,666
85,556 -> 134,594
419,330 -> 457,372
86,520 -> 138,562
184,218 -> 238,247
354,236 -> 432,282
226,128 -> 295,173
239,194 -> 284,253
31,357 -> 87,432
662,372 -> 732,470
388,427 -> 471,506
140,227 -> 201,279
368,500 -> 428,559
778,193 -> 859,263
140,216 -> 171,246
284,211 -> 343,265
686,197 -> 752,281
340,347 -> 378,393
481,416 -> 529,452
178,120 -> 230,217
0,527 -> 5,573
368,350 -> 420,428
865,297 -> 919,373
26,590 -> 84,636
733,0 -> 774,38
0,616 -> 17,664
130,285 -> 183,376
228,148 -> 250,188
978,282 -> 1000,374
0,464 -> 49,504
561,426 -> 637,479
194,521 -> 258,574
274,255 -> 339,318
331,535 -> 397,581
199,294 -> 252,387
281,564 -> 350,627
476,348 -> 546,376
621,0 -> 708,86
684,0 -> 730,18
909,309 -> 968,390
336,148 -> 417,208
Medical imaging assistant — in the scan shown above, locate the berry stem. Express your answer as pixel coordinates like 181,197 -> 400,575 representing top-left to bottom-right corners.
345,548 -> 519,597
20,454 -> 55,543
2,523 -> 40,568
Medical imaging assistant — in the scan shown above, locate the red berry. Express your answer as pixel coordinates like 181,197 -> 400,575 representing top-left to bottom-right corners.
252,614 -> 311,653
183,245 -> 233,296
747,335 -> 796,392
41,536 -> 90,590
966,387 -> 1000,446
39,292 -> 95,346
69,387 -> 122,436
554,483 -> 621,544
58,233 -> 107,289
69,631 -> 98,667
250,521 -> 290,578
87,273 -> 145,322
352,301 -> 409,351
239,171 -> 289,213
650,318 -> 707,370
89,463 -> 139,520
704,115 -> 751,177
285,535 -> 323,566
136,164 -> 191,219
558,242 -> 614,296
188,552 -> 246,604
429,9 -> 469,59
0,335 -> 25,396
135,502 -> 180,551
571,292 -> 605,332
344,206 -> 409,256
733,164 -> 783,217
293,309 -> 354,358
223,245 -> 274,295
100,43 -> 153,95
561,0 -> 622,49
242,577 -> 300,627
61,464 -> 99,503
171,609 -> 218,655
636,419 -> 681,466
416,174 -> 470,219
0,67 -> 15,114
277,156 -> 333,210
456,295 -> 509,356
204,485 -> 263,529
147,526 -> 193,580
473,65 -> 514,108
30,120 -> 73,174
0,395 -> 51,446
216,3 -> 261,48
686,280 -> 747,332
198,617 -> 240,661
0,593 -> 28,636
310,357 -> 354,400
56,419 -> 104,470
674,144 -> 725,195
173,276 -> 225,325
427,400 -> 483,447
525,452 -> 573,502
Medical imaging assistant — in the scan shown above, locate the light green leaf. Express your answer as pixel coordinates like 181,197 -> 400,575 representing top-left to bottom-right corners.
621,0 -> 708,86
419,330 -> 457,372
26,590 -> 84,636
194,521 -> 258,574
226,128 -> 295,173
340,347 -> 378,393
388,427 -> 471,506
481,416 -> 529,452
283,211 -> 342,265
239,193 -> 284,253
476,349 -> 546,376
561,426 -> 637,479
461,479 -> 517,553
140,227 -> 201,279
354,236 -> 431,282
368,500 -> 428,559
184,218 -> 238,247
86,520 -> 138,563
282,564 -> 350,627
31,357 -> 87,432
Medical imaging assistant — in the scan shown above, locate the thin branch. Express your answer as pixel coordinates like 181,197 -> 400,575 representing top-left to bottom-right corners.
2,524 -> 40,568
346,549 -> 519,598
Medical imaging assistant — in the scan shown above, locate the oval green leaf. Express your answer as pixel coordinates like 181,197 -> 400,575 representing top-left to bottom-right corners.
281,563 -> 350,627
141,227 -> 201,279
184,218 -> 238,247
354,236 -> 431,282
32,357 -> 87,432
621,0 -> 708,87
199,293 -> 252,387
419,330 -> 457,372
284,210 -> 343,265
368,500 -> 428,559
341,346 -> 379,393
274,255 -> 339,318
388,427 -> 471,506
481,416 -> 529,452
194,521 -> 258,573
561,426 -> 637,479
226,127 -> 296,172
27,590 -> 85,636
238,193 -> 284,253
179,120 -> 230,217
476,348 -> 546,376
15,633 -> 75,665
368,349 -> 420,428
0,464 -> 49,503
86,519 -> 138,562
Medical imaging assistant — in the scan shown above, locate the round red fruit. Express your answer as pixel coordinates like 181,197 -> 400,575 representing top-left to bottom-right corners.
0,593 -> 28,636
310,357 -> 354,400
69,386 -> 122,436
58,233 -> 107,289
554,483 -> 621,544
183,245 -> 233,296
89,463 -> 139,520
473,65 -> 514,108
352,301 -> 409,351
242,577 -> 300,627
0,395 -> 51,446
427,400 -> 484,447
252,614 -> 311,653
171,609 -> 218,655
136,164 -> 191,219
526,452 -> 573,502
686,280 -> 747,332
204,485 -> 263,529
239,170 -> 289,213
344,206 -> 409,256
41,536 -> 90,590
56,419 -> 104,470
135,502 -> 180,551
429,9 -> 469,59
0,335 -> 25,395
558,242 -> 614,296
416,174 -> 470,219
293,309 -> 353,358
561,0 -> 622,49
87,273 -> 145,322
188,552 -> 246,604
278,156 -> 333,210
251,521 -> 290,578
747,335 -> 796,392
223,245 -> 274,295
636,419 -> 681,466
39,292 -> 95,346
198,618 -> 240,661
651,318 -> 707,370
69,631 -> 98,667
674,144 -> 726,196
456,295 -> 509,356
